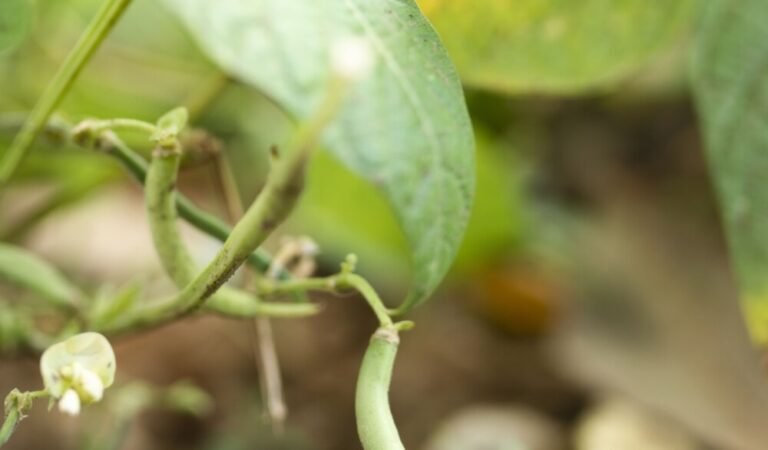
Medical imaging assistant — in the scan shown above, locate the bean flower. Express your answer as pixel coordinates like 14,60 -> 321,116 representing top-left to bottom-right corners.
39,332 -> 116,415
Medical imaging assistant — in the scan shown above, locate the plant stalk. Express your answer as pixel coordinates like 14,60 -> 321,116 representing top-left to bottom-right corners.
259,272 -> 393,328
0,408 -> 19,447
113,77 -> 346,331
143,143 -> 316,321
214,153 -> 289,435
0,0 -> 135,185
99,132 -> 288,279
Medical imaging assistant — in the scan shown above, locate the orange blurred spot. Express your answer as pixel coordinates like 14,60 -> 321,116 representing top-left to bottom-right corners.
472,265 -> 560,336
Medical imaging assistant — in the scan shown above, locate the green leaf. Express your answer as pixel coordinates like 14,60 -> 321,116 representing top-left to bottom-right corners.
419,0 -> 693,94
88,282 -> 141,330
691,0 -> 768,343
0,0 -> 32,54
164,0 -> 475,311
291,128 -> 522,280
0,243 -> 80,308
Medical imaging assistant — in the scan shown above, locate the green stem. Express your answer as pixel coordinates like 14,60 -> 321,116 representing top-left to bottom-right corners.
0,408 -> 19,447
0,113 -> 293,282
87,118 -> 157,136
144,143 -> 314,319
355,327 -> 405,450
259,271 -> 393,328
0,0 -> 135,185
259,277 -> 338,295
145,146 -> 194,284
26,391 -> 48,401
112,80 -> 345,331
214,154 -> 289,434
1,389 -> 48,447
202,291 -> 320,319
137,134 -> 308,321
340,274 -> 393,328
0,113 -> 70,144
99,132 -> 286,277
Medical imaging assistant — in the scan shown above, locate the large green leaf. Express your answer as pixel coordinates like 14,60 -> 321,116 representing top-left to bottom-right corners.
0,0 -> 32,54
419,0 -> 693,94
691,0 -> 768,343
163,0 -> 475,310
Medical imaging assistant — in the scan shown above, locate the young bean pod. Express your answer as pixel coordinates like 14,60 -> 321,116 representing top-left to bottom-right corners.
355,327 -> 405,450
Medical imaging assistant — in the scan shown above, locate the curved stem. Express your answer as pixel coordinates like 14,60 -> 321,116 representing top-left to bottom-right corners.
0,0 -> 135,185
141,78 -> 344,320
339,274 -> 393,328
99,132 -> 288,279
144,144 -> 314,320
259,271 -> 394,328
0,113 -> 70,144
0,114 -> 294,282
110,80 -> 346,332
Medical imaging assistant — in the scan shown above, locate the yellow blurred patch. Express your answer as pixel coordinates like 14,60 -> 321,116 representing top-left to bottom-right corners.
416,0 -> 441,15
744,297 -> 768,345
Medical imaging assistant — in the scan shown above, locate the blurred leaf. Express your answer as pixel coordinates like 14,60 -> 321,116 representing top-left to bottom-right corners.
163,0 -> 475,310
14,146 -> 119,183
2,154 -> 121,240
88,282 -> 141,330
109,380 -> 213,418
420,0 -> 693,94
0,144 -> 123,239
0,302 -> 30,352
691,0 -> 768,343
0,243 -> 80,308
0,0 -> 32,54
162,380 -> 214,416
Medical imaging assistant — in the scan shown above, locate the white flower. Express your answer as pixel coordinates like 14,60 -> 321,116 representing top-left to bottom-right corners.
330,36 -> 375,81
58,389 -> 81,416
40,332 -> 116,415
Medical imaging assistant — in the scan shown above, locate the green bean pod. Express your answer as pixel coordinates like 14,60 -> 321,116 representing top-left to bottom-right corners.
144,146 -> 319,319
356,327 -> 405,450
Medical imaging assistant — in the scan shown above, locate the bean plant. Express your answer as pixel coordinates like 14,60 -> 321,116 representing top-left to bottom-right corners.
0,0 -> 474,448
2,0 -> 768,448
